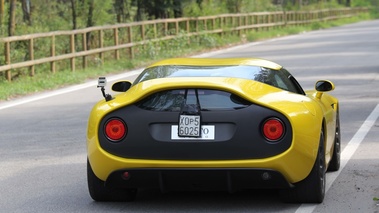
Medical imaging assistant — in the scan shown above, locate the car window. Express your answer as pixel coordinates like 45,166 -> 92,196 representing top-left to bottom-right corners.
278,68 -> 305,95
134,65 -> 304,95
134,65 -> 262,83
136,89 -> 251,111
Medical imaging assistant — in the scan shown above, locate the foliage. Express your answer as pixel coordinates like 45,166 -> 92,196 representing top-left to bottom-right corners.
352,0 -> 379,7
2,0 -> 377,36
352,0 -> 379,18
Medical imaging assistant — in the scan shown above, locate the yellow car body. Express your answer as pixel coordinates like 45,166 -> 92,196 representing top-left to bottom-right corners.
86,58 -> 340,203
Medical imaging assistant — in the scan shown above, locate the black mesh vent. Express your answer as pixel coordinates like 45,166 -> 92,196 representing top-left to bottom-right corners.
136,89 -> 251,112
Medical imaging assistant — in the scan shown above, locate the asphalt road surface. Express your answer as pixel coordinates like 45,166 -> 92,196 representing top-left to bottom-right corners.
1,20 -> 379,213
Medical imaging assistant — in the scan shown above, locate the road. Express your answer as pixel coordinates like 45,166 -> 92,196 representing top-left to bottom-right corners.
1,20 -> 378,213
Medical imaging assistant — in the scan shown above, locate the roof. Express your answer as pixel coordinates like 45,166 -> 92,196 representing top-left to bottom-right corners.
147,58 -> 283,70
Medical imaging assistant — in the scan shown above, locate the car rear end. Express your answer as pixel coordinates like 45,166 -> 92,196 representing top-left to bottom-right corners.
87,77 -> 306,193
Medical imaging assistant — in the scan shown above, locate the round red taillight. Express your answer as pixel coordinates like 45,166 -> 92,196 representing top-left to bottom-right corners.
262,118 -> 284,141
105,118 -> 127,141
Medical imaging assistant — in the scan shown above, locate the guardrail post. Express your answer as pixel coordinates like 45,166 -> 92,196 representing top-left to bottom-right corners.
29,38 -> 34,76
212,17 -> 215,31
50,35 -> 56,73
4,41 -> 11,81
245,14 -> 249,31
70,34 -> 75,72
231,16 -> 235,34
283,10 -> 287,26
238,16 -> 241,36
257,14 -> 260,31
195,18 -> 199,33
128,26 -> 134,59
220,16 -> 224,37
186,19 -> 190,43
164,21 -> 168,35
175,20 -> 179,35
114,28 -> 119,60
154,23 -> 157,39
99,30 -> 104,63
140,24 -> 145,40
82,33 -> 87,69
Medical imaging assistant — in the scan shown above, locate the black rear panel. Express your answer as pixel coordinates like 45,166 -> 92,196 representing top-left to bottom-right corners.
105,168 -> 293,191
98,89 -> 292,160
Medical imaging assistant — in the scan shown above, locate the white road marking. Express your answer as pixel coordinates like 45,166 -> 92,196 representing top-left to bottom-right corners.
295,104 -> 379,213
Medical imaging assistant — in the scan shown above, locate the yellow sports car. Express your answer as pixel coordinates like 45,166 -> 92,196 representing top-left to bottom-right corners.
86,58 -> 340,203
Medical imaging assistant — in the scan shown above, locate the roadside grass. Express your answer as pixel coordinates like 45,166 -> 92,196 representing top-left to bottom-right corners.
0,13 -> 374,101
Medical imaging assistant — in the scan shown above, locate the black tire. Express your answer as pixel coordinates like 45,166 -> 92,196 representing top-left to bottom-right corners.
280,131 -> 326,203
327,112 -> 341,172
87,159 -> 137,202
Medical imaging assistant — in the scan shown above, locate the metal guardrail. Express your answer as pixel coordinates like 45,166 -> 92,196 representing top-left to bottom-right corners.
0,8 -> 368,81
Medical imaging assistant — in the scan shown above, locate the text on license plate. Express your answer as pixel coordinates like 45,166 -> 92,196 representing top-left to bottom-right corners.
178,115 -> 201,137
171,125 -> 215,140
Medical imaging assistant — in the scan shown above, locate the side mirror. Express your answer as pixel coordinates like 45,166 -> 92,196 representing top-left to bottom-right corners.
315,80 -> 335,92
315,80 -> 334,99
112,81 -> 132,92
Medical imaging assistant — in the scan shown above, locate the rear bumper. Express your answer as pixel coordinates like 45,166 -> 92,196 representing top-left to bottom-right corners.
106,168 -> 293,192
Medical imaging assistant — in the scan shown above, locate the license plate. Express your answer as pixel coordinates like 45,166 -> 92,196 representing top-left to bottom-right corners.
178,115 -> 201,137
171,125 -> 215,140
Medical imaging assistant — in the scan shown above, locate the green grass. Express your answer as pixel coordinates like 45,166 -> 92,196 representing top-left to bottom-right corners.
0,60 -> 136,101
0,12 -> 375,102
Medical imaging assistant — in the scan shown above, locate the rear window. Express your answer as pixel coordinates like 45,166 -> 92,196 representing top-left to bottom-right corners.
134,65 -> 264,84
136,89 -> 251,111
134,65 -> 303,94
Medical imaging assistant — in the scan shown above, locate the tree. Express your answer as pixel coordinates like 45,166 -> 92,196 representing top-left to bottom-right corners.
115,0 -> 130,23
86,0 -> 95,49
152,0 -> 170,19
133,0 -> 187,20
8,0 -> 16,36
337,0 -> 350,6
21,0 -> 32,25
135,0 -> 144,21
0,0 -> 4,29
70,0 -> 77,30
87,0 -> 95,28
173,0 -> 182,18
226,0 -> 243,13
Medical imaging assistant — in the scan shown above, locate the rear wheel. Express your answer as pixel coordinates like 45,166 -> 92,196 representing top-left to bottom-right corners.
327,112 -> 341,172
280,131 -> 326,203
87,159 -> 137,202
